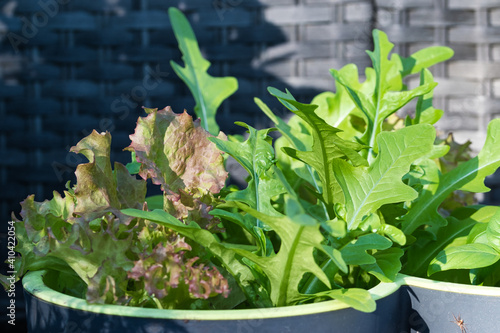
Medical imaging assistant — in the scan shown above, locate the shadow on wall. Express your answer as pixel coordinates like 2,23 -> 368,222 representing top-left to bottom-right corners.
0,0 -> 374,225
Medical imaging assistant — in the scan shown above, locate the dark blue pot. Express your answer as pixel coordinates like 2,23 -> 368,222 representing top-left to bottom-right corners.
23,270 -> 407,333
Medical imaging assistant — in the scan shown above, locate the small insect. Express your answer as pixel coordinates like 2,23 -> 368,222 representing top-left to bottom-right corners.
451,313 -> 467,333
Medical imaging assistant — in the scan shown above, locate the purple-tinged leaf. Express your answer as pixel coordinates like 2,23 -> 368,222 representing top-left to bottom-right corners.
127,107 -> 227,194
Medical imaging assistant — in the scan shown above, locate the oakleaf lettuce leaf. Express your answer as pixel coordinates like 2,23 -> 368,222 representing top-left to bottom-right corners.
210,122 -> 286,254
267,87 -> 367,217
330,30 -> 452,162
225,196 -> 375,312
215,168 -> 374,312
333,124 -> 436,230
210,122 -> 284,217
312,66 -> 366,138
331,32 -> 435,160
341,233 -> 403,283
256,97 -> 329,218
169,7 -> 237,135
362,248 -> 404,283
227,202 -> 331,305
402,119 -> 500,234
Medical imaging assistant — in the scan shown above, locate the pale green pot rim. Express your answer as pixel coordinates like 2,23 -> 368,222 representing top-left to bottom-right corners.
402,274 -> 500,296
23,270 -> 403,321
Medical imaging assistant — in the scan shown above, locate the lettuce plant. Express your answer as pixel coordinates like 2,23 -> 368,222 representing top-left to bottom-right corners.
4,9 -> 500,315
3,124 -> 230,309
258,31 -> 500,288
124,29 -> 500,311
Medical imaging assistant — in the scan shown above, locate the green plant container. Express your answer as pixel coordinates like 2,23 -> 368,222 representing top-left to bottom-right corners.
402,275 -> 500,332
23,270 -> 408,333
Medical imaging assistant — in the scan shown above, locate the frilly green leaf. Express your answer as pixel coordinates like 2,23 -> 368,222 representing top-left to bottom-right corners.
334,124 -> 435,230
402,119 -> 500,235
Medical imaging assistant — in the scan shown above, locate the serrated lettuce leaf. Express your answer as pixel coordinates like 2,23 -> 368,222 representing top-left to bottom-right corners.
333,124 -> 435,230
402,119 -> 500,234
169,7 -> 237,135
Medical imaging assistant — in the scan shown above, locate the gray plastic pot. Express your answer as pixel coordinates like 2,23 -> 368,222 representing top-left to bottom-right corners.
23,270 -> 407,333
401,275 -> 500,333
